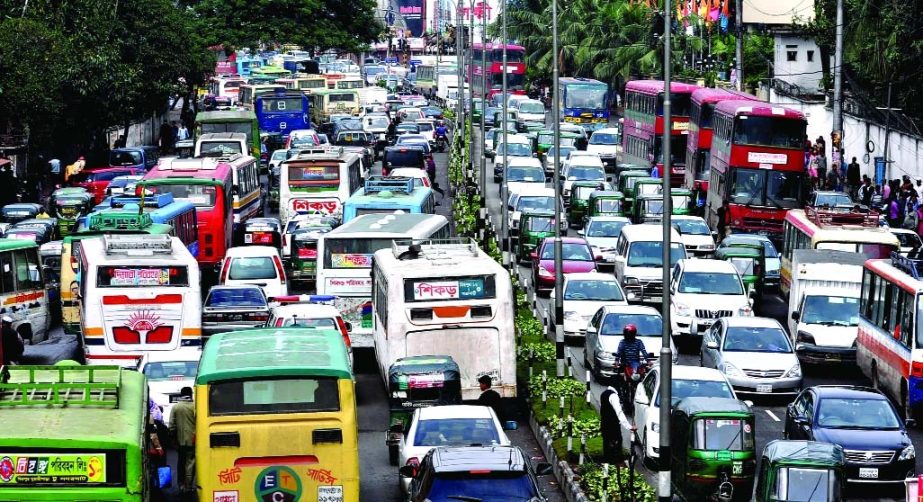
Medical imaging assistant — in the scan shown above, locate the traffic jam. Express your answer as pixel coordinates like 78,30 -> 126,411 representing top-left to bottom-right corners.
0,47 -> 919,502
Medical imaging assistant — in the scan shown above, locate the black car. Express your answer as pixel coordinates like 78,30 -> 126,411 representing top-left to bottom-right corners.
382,146 -> 426,176
784,385 -> 915,483
202,285 -> 270,339
400,445 -> 552,502
421,106 -> 444,119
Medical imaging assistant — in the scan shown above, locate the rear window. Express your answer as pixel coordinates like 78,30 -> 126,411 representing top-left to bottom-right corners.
206,288 -> 267,307
97,266 -> 189,287
110,151 -> 142,166
208,377 -> 341,415
280,317 -> 336,328
287,164 -> 340,189
228,257 -> 277,280
385,150 -> 425,169
143,361 -> 198,380
427,471 -> 539,500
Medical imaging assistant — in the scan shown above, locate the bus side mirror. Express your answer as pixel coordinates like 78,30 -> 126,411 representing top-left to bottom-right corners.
344,321 -> 353,332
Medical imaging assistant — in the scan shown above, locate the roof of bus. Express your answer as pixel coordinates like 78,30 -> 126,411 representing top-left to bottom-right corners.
0,368 -> 145,447
865,258 -> 923,293
78,234 -> 198,265
470,43 -> 525,50
785,209 -> 900,245
714,99 -> 806,120
139,176 -> 225,187
310,88 -> 360,95
145,157 -> 236,180
625,79 -> 700,94
327,213 -> 448,235
347,186 -> 433,204
690,87 -> 759,105
372,239 -> 506,277
559,77 -> 606,86
196,328 -> 352,383
0,238 -> 38,252
195,110 -> 257,122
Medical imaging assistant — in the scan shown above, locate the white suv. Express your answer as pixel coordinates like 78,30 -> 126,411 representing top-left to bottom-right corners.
613,225 -> 686,304
586,128 -> 622,168
669,258 -> 753,339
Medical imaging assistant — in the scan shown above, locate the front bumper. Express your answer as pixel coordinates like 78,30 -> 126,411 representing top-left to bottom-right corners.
795,344 -> 856,365
726,375 -> 802,395
622,280 -> 663,303
672,314 -> 716,336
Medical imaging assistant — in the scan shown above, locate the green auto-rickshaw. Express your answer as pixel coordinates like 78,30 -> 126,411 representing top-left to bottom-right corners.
50,187 -> 89,208
633,177 -> 663,199
671,397 -> 756,502
614,163 -> 646,182
471,98 -> 484,122
53,192 -> 94,237
671,188 -> 693,216
714,243 -> 765,296
536,130 -> 555,156
518,210 -> 557,263
386,355 -> 461,465
288,223 -> 335,285
617,170 -> 649,213
585,191 -> 626,223
754,440 -> 846,502
632,193 -> 665,224
568,181 -> 610,228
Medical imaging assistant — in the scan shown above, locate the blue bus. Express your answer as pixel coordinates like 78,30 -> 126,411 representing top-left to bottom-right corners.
255,89 -> 311,140
82,193 -> 200,257
342,176 -> 437,223
559,77 -> 609,132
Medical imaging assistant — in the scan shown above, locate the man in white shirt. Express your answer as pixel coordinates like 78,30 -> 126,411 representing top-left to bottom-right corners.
600,386 -> 636,465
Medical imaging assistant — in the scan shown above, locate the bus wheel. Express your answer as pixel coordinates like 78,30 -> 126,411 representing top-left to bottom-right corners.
388,445 -> 399,466
902,379 -> 915,423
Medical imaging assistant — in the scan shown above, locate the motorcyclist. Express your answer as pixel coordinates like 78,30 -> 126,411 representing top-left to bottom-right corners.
615,324 -> 648,381
435,121 -> 448,139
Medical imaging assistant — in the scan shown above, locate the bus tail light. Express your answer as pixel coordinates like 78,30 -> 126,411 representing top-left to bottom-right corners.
432,306 -> 470,318
146,326 -> 173,344
112,327 -> 141,344
219,259 -> 231,283
336,317 -> 351,348
273,256 -> 286,284
911,361 -> 923,378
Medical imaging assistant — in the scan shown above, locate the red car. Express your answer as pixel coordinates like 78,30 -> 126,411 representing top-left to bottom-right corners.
69,167 -> 141,204
530,237 -> 600,295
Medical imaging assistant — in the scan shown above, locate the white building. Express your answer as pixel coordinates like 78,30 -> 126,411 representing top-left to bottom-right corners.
773,34 -> 823,95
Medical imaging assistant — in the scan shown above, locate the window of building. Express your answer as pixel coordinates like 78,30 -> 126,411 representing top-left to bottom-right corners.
787,51 -> 797,62
807,50 -> 814,62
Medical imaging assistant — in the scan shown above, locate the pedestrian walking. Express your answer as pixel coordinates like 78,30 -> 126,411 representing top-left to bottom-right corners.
807,149 -> 818,188
169,387 -> 196,493
904,194 -> 920,230
846,157 -> 861,198
600,386 -> 635,465
826,163 -> 839,191
888,196 -> 901,227
859,177 -> 873,206
1,316 -> 24,366
476,374 -> 503,420
177,122 -> 190,141
815,148 -> 827,186
871,185 -> 883,210
48,158 -> 61,188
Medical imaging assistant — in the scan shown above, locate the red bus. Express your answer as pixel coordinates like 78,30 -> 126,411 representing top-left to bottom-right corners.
468,43 -> 526,100
621,80 -> 700,187
705,100 -> 808,241
140,157 -> 234,270
685,88 -> 759,206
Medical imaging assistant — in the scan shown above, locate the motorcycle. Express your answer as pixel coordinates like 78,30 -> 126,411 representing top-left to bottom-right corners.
434,134 -> 448,153
616,357 -> 652,415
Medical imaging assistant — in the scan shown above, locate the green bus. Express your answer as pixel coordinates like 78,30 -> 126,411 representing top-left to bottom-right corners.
0,364 -> 157,500
194,110 -> 261,158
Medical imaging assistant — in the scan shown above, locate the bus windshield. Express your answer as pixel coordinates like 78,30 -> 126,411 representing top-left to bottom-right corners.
730,169 -> 805,209
518,101 -> 545,114
199,141 -> 243,156
201,122 -> 252,136
145,184 -> 218,208
288,164 -> 340,189
329,93 -> 356,103
733,116 -> 805,149
261,98 -> 304,112
565,84 -> 607,109
324,238 -> 391,268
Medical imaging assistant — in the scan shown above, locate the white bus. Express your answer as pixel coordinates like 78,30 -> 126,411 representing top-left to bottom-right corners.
279,147 -> 362,224
316,213 -> 449,348
78,234 -> 202,367
0,239 -> 50,343
371,239 -> 516,400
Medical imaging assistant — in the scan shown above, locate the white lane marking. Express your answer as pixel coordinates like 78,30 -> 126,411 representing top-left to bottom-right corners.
765,410 -> 781,422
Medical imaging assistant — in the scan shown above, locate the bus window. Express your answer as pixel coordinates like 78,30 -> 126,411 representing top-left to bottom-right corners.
13,249 -> 40,289
0,253 -> 14,293
209,376 -> 341,414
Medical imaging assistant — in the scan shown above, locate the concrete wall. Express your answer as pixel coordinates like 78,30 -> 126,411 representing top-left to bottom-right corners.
771,91 -> 923,182
105,113 -> 169,149
773,34 -> 823,94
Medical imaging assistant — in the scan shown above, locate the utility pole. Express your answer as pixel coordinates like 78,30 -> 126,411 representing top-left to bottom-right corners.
501,0 -> 511,271
455,7 -> 464,135
551,0 -> 564,378
832,0 -> 844,159
877,83 -> 900,182
658,1 -> 674,500
735,0 -> 743,91
478,0 -> 487,240
468,0 -> 476,178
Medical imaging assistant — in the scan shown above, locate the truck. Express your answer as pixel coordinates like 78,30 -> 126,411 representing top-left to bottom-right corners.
436,75 -> 469,110
787,249 -> 866,365
358,85 -> 388,107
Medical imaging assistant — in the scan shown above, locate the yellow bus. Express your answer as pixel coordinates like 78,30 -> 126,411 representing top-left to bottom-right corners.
309,89 -> 360,124
278,76 -> 328,95
195,328 -> 358,502
780,206 -> 900,296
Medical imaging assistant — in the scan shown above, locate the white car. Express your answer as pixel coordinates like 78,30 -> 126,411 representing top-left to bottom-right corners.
505,157 -> 545,195
515,99 -> 547,130
389,167 -> 431,188
584,305 -> 675,381
587,128 -> 622,167
561,150 -> 600,171
139,348 -> 202,423
282,213 -> 336,259
268,149 -> 290,172
267,297 -> 353,362
560,158 -> 606,199
398,405 -> 511,494
579,216 -> 631,267
613,224 -> 686,304
550,272 -> 627,341
415,119 -> 436,145
219,246 -> 288,299
633,365 -> 738,460
669,258 -> 753,338
890,227 -> 923,256
492,135 -> 533,182
670,215 -> 716,257
397,107 -> 425,122
558,122 -> 588,144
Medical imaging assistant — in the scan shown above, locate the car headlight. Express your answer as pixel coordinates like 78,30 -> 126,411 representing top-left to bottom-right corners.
538,266 -> 553,278
721,362 -> 745,377
597,351 -> 615,361
564,311 -> 581,321
738,305 -> 753,316
673,302 -> 690,316
651,422 -> 660,433
391,391 -> 407,399
784,364 -> 802,379
900,445 -> 916,461
624,277 -> 640,286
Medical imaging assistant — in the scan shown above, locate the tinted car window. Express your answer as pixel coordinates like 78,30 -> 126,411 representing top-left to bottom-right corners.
228,257 -> 277,280
384,149 -> 425,169
206,288 -> 267,307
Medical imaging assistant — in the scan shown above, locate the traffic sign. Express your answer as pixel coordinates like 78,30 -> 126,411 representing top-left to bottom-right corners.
385,8 -> 395,25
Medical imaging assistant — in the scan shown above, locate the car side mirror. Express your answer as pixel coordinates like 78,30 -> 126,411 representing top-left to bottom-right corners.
398,465 -> 417,478
705,341 -> 718,350
577,228 -> 585,236
530,252 -> 538,260
535,462 -> 553,476
907,419 -> 917,428
503,420 -> 518,431
791,311 -> 800,321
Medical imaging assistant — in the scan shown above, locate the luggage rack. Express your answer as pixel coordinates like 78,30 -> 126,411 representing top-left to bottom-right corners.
292,147 -> 345,160
365,176 -> 415,195
892,252 -> 923,280
0,365 -> 121,409
89,212 -> 154,231
392,238 -> 480,260
804,205 -> 879,228
111,192 -> 175,209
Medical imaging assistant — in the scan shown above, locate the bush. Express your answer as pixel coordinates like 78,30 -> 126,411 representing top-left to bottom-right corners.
578,462 -> 656,502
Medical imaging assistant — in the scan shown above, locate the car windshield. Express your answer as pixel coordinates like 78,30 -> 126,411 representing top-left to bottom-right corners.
507,167 -> 544,182
626,242 -> 686,267
730,168 -> 806,209
775,468 -> 835,502
815,192 -> 853,207
500,143 -> 532,156
894,231 -> 923,248
814,241 -> 895,260
564,279 -> 624,301
693,418 -> 754,451
271,150 -> 288,160
722,237 -> 779,258
519,102 -> 545,114
723,326 -> 791,353
413,418 -> 501,447
816,397 -> 901,429
281,317 -> 336,328
365,117 -> 390,129
517,196 -> 555,212
600,313 -> 661,336
800,295 -> 859,326
541,243 -> 592,261
657,379 -> 735,407
678,272 -> 743,295
590,133 -> 619,145
549,147 -> 576,159
206,288 -> 266,307
568,166 -> 605,180
228,257 -> 277,280
673,219 -> 711,235
142,361 -> 199,380
586,220 -> 628,238
426,472 -> 540,501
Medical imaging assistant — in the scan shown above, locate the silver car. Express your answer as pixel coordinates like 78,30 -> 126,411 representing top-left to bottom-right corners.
700,316 -> 802,395
202,285 -> 270,339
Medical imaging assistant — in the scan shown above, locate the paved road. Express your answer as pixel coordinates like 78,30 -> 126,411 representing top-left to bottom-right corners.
474,127 -> 914,501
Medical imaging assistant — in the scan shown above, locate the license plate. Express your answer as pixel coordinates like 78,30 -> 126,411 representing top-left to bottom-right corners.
756,384 -> 773,393
858,468 -> 878,479
826,354 -> 841,361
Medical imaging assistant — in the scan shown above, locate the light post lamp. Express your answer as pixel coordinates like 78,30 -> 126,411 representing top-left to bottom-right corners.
551,0 -> 564,378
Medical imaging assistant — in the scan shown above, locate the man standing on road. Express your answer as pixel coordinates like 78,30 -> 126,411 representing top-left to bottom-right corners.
1,316 -> 23,366
846,157 -> 861,199
477,374 -> 503,420
169,387 -> 196,494
600,386 -> 635,465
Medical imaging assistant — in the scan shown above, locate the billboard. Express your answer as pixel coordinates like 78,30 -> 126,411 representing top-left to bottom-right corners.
399,0 -> 426,37
742,0 -> 814,25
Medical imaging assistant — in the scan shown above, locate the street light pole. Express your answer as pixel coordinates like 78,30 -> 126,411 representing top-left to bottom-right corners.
658,1 -> 674,501
501,0 -> 511,270
479,5 -> 488,238
551,0 -> 564,378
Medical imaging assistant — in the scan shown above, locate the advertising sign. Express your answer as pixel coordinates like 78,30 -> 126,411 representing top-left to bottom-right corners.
398,0 -> 425,37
